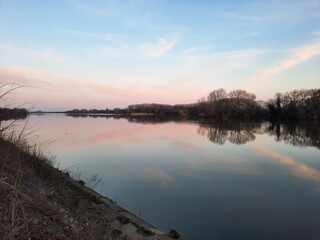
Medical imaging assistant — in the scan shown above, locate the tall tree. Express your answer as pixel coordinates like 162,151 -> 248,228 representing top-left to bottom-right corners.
207,88 -> 227,102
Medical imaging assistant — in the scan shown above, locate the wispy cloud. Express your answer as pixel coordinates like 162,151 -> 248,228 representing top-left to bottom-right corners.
97,36 -> 178,59
60,27 -> 179,59
69,78 -> 140,96
0,67 -> 53,87
173,75 -> 203,86
179,48 -> 266,72
60,29 -> 132,45
62,28 -> 178,61
0,42 -> 71,63
252,41 -> 320,81
137,37 -> 177,58
246,32 -> 259,37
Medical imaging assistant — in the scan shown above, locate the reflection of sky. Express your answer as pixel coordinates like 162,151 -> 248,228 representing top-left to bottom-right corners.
24,114 -> 320,240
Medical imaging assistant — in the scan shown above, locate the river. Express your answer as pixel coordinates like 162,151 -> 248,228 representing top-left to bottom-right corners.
16,114 -> 320,239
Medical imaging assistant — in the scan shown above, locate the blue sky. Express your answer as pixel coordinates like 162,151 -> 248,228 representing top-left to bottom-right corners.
0,0 -> 319,110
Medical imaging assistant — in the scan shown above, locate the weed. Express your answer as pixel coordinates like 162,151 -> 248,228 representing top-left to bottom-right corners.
89,213 -> 105,223
89,194 -> 103,205
78,180 -> 85,185
137,226 -> 153,236
111,229 -> 122,238
117,215 -> 130,224
168,229 -> 180,239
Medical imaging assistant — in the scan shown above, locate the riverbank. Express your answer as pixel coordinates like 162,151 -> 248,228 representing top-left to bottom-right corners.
0,137 -> 173,240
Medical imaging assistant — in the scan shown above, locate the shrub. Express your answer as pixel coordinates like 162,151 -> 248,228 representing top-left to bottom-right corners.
168,229 -> 180,239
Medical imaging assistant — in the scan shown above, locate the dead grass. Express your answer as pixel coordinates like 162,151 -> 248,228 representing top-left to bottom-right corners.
0,133 -> 121,240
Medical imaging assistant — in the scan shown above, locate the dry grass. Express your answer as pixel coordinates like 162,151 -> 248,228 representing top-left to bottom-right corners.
0,129 -> 121,240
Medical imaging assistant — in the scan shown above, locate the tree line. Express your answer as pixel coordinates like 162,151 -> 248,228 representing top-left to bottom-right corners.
0,82 -> 28,120
65,88 -> 319,122
266,89 -> 320,121
196,89 -> 263,119
0,108 -> 28,120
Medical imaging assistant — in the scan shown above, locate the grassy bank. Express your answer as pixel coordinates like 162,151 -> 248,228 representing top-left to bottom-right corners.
0,135 -> 173,240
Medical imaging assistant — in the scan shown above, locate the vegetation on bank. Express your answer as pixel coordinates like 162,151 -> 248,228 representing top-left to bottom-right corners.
168,229 -> 180,239
0,108 -> 28,120
0,134 -> 116,239
66,88 -> 320,122
265,89 -> 320,122
1,82 -> 319,123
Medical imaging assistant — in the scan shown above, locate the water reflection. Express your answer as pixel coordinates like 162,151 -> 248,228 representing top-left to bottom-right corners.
65,113 -> 123,119
65,114 -> 320,148
66,113 -> 183,123
267,122 -> 320,149
23,114 -> 320,240
252,147 -> 320,182
197,120 -> 319,148
197,121 -> 260,145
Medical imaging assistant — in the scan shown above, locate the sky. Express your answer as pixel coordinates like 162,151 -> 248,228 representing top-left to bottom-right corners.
0,0 -> 319,110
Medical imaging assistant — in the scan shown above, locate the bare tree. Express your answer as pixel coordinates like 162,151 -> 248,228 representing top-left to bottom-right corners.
228,89 -> 256,101
207,88 -> 227,102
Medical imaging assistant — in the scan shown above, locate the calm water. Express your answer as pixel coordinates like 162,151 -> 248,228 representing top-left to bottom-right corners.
21,114 -> 320,239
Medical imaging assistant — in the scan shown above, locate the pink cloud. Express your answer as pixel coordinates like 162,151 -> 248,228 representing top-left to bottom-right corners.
0,67 -> 52,87
252,147 -> 320,182
69,78 -> 140,96
252,41 -> 320,81
0,66 -> 206,110
65,122 -> 198,150
140,168 -> 174,185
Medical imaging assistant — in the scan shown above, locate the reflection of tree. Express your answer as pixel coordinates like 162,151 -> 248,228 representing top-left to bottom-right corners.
197,121 -> 319,148
196,125 -> 206,137
268,123 -> 320,149
228,130 -> 255,144
197,121 -> 259,145
65,113 -> 319,149
66,113 -> 186,124
207,127 -> 228,145
65,113 -> 122,119
268,122 -> 281,141
127,116 -> 171,124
